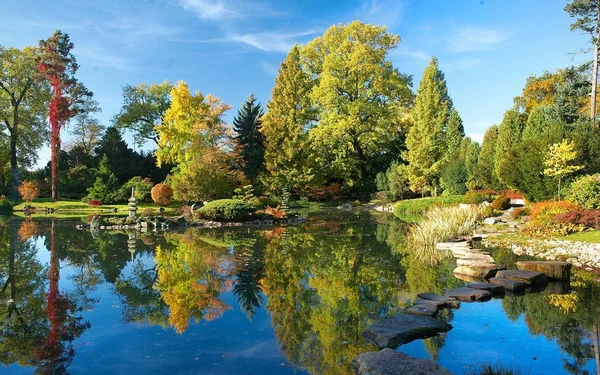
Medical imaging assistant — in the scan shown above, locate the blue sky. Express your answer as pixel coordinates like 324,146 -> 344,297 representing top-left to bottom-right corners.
0,0 -> 591,168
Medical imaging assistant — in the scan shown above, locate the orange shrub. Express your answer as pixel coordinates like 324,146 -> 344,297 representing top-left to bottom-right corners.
18,181 -> 40,203
265,205 -> 287,219
523,201 -> 581,237
151,183 -> 173,206
18,219 -> 39,241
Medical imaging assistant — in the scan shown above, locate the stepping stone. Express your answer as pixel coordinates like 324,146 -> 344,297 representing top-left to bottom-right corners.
405,303 -> 438,317
352,348 -> 456,375
489,277 -> 526,293
417,293 -> 460,308
456,257 -> 495,266
495,270 -> 548,286
453,264 -> 506,279
444,287 -> 491,302
363,314 -> 453,349
466,282 -> 506,295
453,273 -> 486,283
516,261 -> 571,281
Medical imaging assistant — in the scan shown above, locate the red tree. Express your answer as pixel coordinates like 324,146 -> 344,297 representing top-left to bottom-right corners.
38,30 -> 91,201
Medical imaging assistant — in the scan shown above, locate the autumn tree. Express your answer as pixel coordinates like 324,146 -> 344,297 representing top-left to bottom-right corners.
405,57 -> 452,196
0,46 -> 49,196
566,0 -> 600,122
302,21 -> 414,191
544,139 -> 584,200
38,30 -> 92,201
113,81 -> 172,147
232,93 -> 265,184
261,45 -> 317,194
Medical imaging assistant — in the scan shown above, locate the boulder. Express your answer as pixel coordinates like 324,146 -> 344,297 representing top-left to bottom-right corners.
483,217 -> 498,225
456,257 -> 495,267
466,282 -> 506,295
453,273 -> 486,283
404,302 -> 438,317
363,314 -> 453,349
495,270 -> 548,286
453,264 -> 506,279
489,277 -> 526,293
417,293 -> 460,308
444,287 -> 491,302
516,261 -> 571,281
352,349 -> 456,375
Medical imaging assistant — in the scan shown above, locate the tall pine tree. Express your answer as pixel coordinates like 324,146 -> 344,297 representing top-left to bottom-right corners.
495,109 -> 525,186
404,57 -> 452,196
445,109 -> 464,157
233,94 -> 265,184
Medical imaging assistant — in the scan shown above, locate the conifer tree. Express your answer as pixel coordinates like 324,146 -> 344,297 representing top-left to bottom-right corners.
474,125 -> 502,189
261,46 -> 316,193
495,109 -> 525,185
233,94 -> 265,184
445,108 -> 464,157
404,57 -> 452,196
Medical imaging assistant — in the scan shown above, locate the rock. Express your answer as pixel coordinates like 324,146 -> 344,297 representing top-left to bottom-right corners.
444,287 -> 491,302
405,302 -> 439,317
453,264 -> 506,279
466,282 -> 505,295
352,348 -> 456,375
489,277 -> 526,293
456,257 -> 495,266
453,273 -> 486,283
363,314 -> 452,349
495,270 -> 548,286
483,217 -> 498,225
542,281 -> 571,295
416,293 -> 460,308
516,261 -> 571,281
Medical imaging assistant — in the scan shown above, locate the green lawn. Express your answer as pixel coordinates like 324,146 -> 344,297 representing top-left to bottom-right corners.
559,231 -> 600,243
393,195 -> 464,218
13,198 -> 177,215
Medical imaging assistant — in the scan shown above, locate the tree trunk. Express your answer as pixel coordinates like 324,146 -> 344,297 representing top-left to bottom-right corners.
51,129 -> 60,202
10,133 -> 18,199
592,5 -> 600,123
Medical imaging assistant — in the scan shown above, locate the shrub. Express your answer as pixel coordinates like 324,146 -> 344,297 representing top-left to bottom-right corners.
88,200 -> 102,208
141,208 -> 156,218
491,196 -> 511,210
303,183 -> 341,201
468,362 -> 522,375
554,209 -> 600,231
462,190 -> 496,204
567,174 -> 600,209
482,205 -> 495,218
511,206 -> 530,219
121,176 -> 153,202
265,205 -> 287,219
18,181 -> 40,203
523,200 -> 581,237
18,219 -> 39,241
0,197 -> 13,215
151,183 -> 173,206
196,199 -> 255,221
394,195 -> 464,218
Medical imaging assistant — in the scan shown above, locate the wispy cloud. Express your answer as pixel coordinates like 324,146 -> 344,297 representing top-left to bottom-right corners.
226,28 -> 321,53
443,58 -> 482,72
76,45 -> 133,72
447,25 -> 507,52
391,46 -> 430,61
357,0 -> 405,29
179,0 -> 238,20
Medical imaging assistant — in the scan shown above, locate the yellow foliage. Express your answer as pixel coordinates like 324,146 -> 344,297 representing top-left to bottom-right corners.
547,292 -> 579,314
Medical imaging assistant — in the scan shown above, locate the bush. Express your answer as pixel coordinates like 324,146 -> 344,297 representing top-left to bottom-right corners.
567,174 -> 600,209
196,199 -> 255,221
0,197 -> 13,215
88,200 -> 102,208
491,196 -> 511,210
462,190 -> 496,204
303,183 -> 341,201
523,200 -> 581,237
511,206 -> 530,219
121,176 -> 153,202
554,209 -> 600,231
482,205 -> 495,218
151,183 -> 173,206
141,208 -> 156,218
18,181 -> 40,203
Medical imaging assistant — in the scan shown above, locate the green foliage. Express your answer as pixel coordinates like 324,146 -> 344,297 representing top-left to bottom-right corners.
394,195 -> 464,217
120,176 -> 153,203
85,155 -> 121,204
386,162 -> 411,200
375,171 -> 388,192
568,174 -> 600,209
233,94 -> 265,183
495,109 -> 525,185
445,109 -> 465,157
195,199 -> 255,221
0,198 -> 13,214
473,125 -> 503,190
468,363 -> 522,375
439,157 -> 468,195
462,191 -> 496,204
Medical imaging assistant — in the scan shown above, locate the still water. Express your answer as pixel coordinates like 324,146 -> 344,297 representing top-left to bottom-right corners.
1,211 -> 599,374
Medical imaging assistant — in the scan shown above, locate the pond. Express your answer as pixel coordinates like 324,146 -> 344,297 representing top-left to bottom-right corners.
1,210 -> 599,375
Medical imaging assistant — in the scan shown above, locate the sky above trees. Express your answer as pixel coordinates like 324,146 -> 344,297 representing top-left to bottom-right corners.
0,0 -> 590,167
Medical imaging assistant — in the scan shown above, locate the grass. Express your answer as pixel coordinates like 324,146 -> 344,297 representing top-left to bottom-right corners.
559,230 -> 600,243
12,198 -> 178,216
468,363 -> 523,375
393,195 -> 464,218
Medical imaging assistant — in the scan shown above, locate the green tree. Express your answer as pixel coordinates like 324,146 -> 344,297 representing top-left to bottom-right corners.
69,98 -> 104,164
95,127 -> 139,184
233,93 -> 265,184
0,46 -> 49,195
303,21 -> 414,191
445,108 -> 464,158
113,81 -> 172,148
495,109 -> 525,186
473,125 -> 502,190
565,0 -> 600,121
462,138 -> 481,190
544,139 -> 584,200
261,46 -> 317,193
405,57 -> 452,196
85,154 -> 120,203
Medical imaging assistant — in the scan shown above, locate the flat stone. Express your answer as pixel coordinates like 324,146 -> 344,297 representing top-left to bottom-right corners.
495,270 -> 548,286
456,257 -> 495,266
483,217 -> 498,225
444,287 -> 491,302
352,348 -> 456,375
453,273 -> 486,283
453,264 -> 506,279
466,282 -> 505,295
363,314 -> 453,349
489,277 -> 526,293
405,303 -> 438,317
516,261 -> 571,281
417,293 -> 460,308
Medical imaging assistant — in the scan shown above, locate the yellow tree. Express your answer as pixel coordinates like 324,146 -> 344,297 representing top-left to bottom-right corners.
543,139 -> 584,200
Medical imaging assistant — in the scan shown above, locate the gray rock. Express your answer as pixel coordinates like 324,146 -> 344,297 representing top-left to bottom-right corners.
489,277 -> 526,293
466,282 -> 505,295
495,270 -> 548,286
363,314 -> 452,349
483,217 -> 498,225
456,257 -> 495,266
404,300 -> 439,317
444,287 -> 491,302
416,293 -> 460,308
453,264 -> 506,279
516,261 -> 571,281
352,348 -> 455,375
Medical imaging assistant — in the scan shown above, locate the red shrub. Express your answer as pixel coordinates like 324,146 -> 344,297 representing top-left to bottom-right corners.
511,207 -> 530,219
523,201 -> 582,237
151,183 -> 173,206
554,209 -> 600,231
88,200 -> 102,208
304,183 -> 342,201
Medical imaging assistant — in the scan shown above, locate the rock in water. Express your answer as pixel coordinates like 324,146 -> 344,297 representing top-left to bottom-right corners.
489,277 -> 526,293
444,287 -> 491,302
352,349 -> 456,375
363,314 -> 453,349
495,270 -> 548,286
453,264 -> 506,279
466,282 -> 506,295
417,293 -> 460,308
516,261 -> 571,281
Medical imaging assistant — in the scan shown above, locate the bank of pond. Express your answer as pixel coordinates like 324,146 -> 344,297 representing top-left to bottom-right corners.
0,210 -> 599,374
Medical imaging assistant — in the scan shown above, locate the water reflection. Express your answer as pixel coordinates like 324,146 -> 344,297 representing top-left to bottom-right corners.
0,212 -> 600,374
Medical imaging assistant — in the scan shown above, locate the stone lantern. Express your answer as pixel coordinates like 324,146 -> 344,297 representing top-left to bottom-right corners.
128,187 -> 137,220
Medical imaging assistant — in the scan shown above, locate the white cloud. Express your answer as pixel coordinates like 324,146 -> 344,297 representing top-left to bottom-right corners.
443,58 -> 482,72
358,0 -> 405,29
474,121 -> 494,129
448,25 -> 507,52
391,46 -> 430,61
226,28 -> 321,53
179,0 -> 238,20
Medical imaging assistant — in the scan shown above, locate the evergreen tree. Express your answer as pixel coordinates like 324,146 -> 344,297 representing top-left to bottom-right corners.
464,139 -> 481,190
95,127 -> 140,184
474,125 -> 502,190
405,57 -> 452,196
85,154 -> 120,203
261,45 -> 317,193
445,109 -> 464,157
233,94 -> 265,184
495,109 -> 525,186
